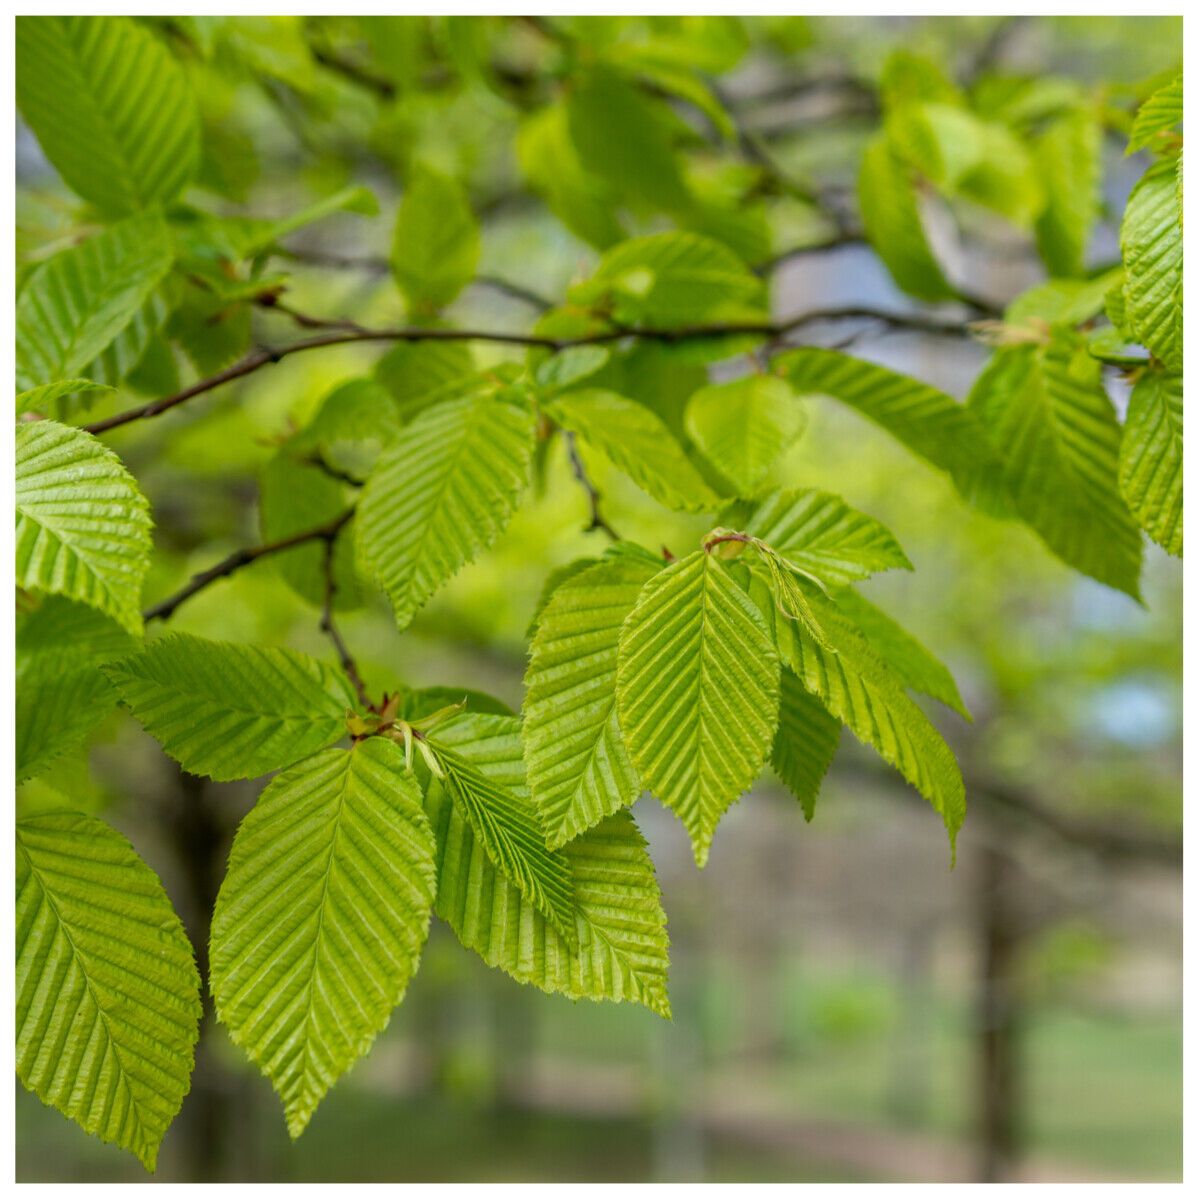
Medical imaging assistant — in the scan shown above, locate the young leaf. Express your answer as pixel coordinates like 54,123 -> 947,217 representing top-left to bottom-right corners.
390,165 -> 480,312
16,380 -> 112,416
968,330 -> 1143,598
684,375 -> 806,496
102,633 -> 359,781
17,810 -> 201,1171
1126,74 -> 1183,154
16,597 -> 136,784
524,555 -> 660,850
15,15 -> 200,216
549,388 -> 723,513
424,715 -> 670,1017
771,668 -> 841,821
717,489 -> 912,588
210,739 -> 436,1138
1119,369 -> 1182,556
1034,110 -> 1102,278
15,212 -> 174,392
373,340 -> 478,425
15,421 -> 153,635
616,550 -> 780,866
357,388 -> 536,630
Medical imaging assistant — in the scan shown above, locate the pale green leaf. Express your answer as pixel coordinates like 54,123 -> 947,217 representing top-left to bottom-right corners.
357,388 -> 536,630
1006,268 -> 1124,328
16,15 -> 199,216
771,668 -> 841,821
210,739 -> 436,1138
17,810 -> 201,1171
524,555 -> 659,850
102,633 -> 358,781
1127,74 -> 1182,154
1035,110 -> 1102,277
1119,369 -> 1182,556
15,420 -> 152,635
616,551 -> 780,866
390,165 -> 479,311
16,380 -> 112,416
373,340 -> 478,425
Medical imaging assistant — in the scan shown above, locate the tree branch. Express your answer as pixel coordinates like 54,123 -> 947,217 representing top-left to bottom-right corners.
564,432 -> 620,542
142,510 -> 353,623
318,533 -> 376,712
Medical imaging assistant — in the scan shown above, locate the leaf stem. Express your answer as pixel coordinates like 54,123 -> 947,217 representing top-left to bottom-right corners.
317,533 -> 376,713
564,432 -> 620,542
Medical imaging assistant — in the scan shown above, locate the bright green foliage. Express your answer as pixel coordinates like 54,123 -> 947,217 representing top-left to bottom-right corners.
1127,74 -> 1182,153
391,165 -> 480,312
717,489 -> 912,588
1034,110 -> 1102,277
779,349 -> 1009,513
685,375 -> 806,496
15,421 -> 152,635
16,598 -> 135,784
617,551 -> 780,865
1120,154 -> 1183,371
210,740 -> 436,1138
1119,370 -> 1183,556
424,715 -> 670,1017
16,380 -> 112,416
375,341 -> 478,425
102,634 -> 358,781
968,331 -> 1143,598
548,389 -> 722,513
16,810 -> 201,1171
524,555 -> 659,849
771,669 -> 841,821
357,389 -> 536,630
15,16 -> 199,216
15,213 -> 173,392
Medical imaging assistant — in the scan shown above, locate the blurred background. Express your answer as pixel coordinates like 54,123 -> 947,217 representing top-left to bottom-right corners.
16,14 -> 1182,1183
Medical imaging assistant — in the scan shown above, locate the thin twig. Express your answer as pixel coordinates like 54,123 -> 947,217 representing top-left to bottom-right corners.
142,510 -> 353,623
318,534 -> 376,712
564,432 -> 619,542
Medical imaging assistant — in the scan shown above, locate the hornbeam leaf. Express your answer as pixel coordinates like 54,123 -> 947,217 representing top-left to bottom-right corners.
616,551 -> 779,866
1126,74 -> 1183,154
16,380 -> 112,416
357,389 -> 536,630
424,715 -> 670,1017
968,330 -> 1143,597
524,555 -> 659,849
102,633 -> 358,781
390,165 -> 479,311
718,489 -> 912,587
16,15 -> 200,216
1035,110 -> 1102,278
1119,369 -> 1183,556
210,740 -> 436,1138
549,388 -> 723,513
15,420 -> 153,635
771,669 -> 841,821
15,213 -> 174,393
685,375 -> 806,497
1120,154 -> 1183,371
16,810 -> 201,1171
777,348 -> 1011,515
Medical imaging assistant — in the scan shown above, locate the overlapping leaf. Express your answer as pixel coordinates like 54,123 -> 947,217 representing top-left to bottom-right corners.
103,633 -> 358,781
210,740 -> 436,1138
1035,110 -> 1102,277
1127,74 -> 1183,154
390,165 -> 479,311
16,380 -> 112,417
771,668 -> 841,821
616,551 -> 779,866
1119,369 -> 1183,556
16,810 -> 201,1171
15,421 -> 153,635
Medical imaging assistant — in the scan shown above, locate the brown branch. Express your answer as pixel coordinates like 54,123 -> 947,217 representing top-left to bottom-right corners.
142,510 -> 353,623
564,432 -> 619,542
318,534 -> 376,713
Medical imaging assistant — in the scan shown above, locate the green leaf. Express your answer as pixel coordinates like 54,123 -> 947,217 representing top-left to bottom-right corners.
1120,154 -> 1183,371
1127,74 -> 1182,154
390,165 -> 479,311
210,739 -> 436,1138
616,551 -> 780,866
717,488 -> 912,587
15,212 -> 174,392
757,579 -> 965,847
1119,369 -> 1182,556
771,669 -> 841,821
858,135 -> 955,302
17,597 -> 136,784
549,389 -> 722,513
1006,268 -> 1123,328
778,348 -> 1010,514
968,331 -> 1143,597
357,388 -> 536,630
526,556 -> 602,638
374,340 -> 478,425
16,380 -> 112,416
16,15 -> 200,216
15,420 -> 153,635
102,633 -> 359,781
1034,110 -> 1102,278
534,346 -> 612,395
685,375 -> 806,497
423,715 -> 670,1016
167,286 -> 251,377
829,586 -> 971,720
524,555 -> 660,850
428,725 -> 578,943
16,810 -> 201,1171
